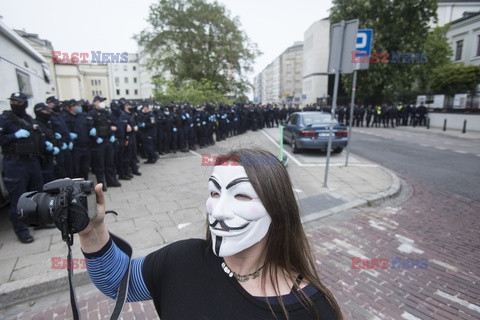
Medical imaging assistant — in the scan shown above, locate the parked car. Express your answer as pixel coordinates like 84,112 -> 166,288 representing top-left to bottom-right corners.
283,112 -> 348,154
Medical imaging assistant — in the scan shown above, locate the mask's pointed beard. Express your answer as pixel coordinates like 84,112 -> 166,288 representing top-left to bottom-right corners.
215,236 -> 223,256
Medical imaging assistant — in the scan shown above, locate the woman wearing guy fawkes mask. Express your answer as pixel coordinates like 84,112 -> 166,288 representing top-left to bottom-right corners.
79,148 -> 342,319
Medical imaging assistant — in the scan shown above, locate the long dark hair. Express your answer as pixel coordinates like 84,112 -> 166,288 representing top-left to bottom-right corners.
205,148 -> 343,319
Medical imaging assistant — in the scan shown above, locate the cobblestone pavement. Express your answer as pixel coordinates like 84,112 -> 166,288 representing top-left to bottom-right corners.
5,173 -> 479,319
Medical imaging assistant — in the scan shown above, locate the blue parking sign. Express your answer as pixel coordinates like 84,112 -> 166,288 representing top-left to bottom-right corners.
356,29 -> 373,58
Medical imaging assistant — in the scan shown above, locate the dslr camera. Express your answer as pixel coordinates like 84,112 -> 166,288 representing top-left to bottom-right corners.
18,178 -> 96,235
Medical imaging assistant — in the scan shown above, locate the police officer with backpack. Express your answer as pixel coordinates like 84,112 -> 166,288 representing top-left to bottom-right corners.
0,93 -> 44,243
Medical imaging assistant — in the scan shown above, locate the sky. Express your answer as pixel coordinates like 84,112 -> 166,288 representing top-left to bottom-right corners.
0,0 -> 332,87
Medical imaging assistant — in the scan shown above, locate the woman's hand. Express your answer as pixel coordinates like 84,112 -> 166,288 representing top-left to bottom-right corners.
78,184 -> 110,253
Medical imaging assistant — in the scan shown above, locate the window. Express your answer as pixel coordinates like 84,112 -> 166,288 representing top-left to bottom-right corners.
91,80 -> 94,85
134,89 -> 138,95
124,77 -> 128,84
126,89 -> 129,95
134,77 -> 137,83
16,69 -> 32,96
116,89 -> 120,95
288,114 -> 298,125
98,80 -> 101,85
477,35 -> 480,57
133,66 -> 137,71
115,77 -> 119,86
114,65 -> 119,71
455,40 -> 463,61
92,91 -> 95,96
123,65 -> 128,71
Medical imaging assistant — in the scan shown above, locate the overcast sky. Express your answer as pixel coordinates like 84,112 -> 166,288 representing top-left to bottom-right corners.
1,0 -> 332,82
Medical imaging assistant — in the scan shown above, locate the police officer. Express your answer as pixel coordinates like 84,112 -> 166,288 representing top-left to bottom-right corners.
46,96 -> 73,178
87,95 -> 121,191
0,93 -> 44,243
138,105 -> 158,164
34,103 -> 60,184
121,101 -> 142,176
64,100 -> 91,180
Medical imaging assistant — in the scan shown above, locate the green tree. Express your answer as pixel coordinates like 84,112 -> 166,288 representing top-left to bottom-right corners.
152,78 -> 233,105
135,0 -> 260,101
415,24 -> 453,93
431,64 -> 480,95
330,0 -> 438,104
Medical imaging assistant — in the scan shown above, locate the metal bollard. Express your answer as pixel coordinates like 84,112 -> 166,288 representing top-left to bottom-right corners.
443,119 -> 447,131
462,119 -> 467,134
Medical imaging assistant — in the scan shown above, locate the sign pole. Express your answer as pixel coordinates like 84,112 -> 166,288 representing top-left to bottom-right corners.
345,67 -> 358,166
324,20 -> 346,188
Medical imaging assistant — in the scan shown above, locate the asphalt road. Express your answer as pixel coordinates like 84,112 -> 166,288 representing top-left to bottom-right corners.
348,127 -> 480,201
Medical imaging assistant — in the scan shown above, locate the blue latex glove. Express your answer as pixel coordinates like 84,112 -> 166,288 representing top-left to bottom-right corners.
69,132 -> 78,140
14,129 -> 30,139
202,121 -> 206,125
186,113 -> 190,118
54,132 -> 62,140
45,141 -> 53,152
190,123 -> 194,127
96,137 -> 103,144
181,115 -> 185,120
226,120 -> 230,124
89,128 -> 97,137
139,122 -> 145,128
109,135 -> 115,143
53,147 -> 60,155
61,142 -> 67,150
68,141 -> 73,150
173,127 -> 177,132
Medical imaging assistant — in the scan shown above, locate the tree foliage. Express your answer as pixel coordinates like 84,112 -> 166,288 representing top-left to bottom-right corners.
135,0 -> 260,100
330,0 -> 439,104
431,64 -> 480,95
152,78 -> 233,105
415,25 -> 453,93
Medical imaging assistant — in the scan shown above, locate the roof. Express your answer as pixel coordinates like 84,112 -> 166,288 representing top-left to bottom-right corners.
0,19 -> 46,63
449,11 -> 480,25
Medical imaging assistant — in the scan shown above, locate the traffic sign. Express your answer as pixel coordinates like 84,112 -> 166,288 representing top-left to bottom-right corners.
355,29 -> 373,70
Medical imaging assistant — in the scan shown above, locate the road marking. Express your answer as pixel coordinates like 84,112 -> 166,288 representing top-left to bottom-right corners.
419,144 -> 430,147
369,219 -> 387,231
177,223 -> 191,230
189,150 -> 201,157
435,290 -> 480,313
293,188 -> 303,193
430,259 -> 459,272
454,150 -> 468,154
260,130 -> 303,166
435,146 -> 446,150
402,312 -> 422,320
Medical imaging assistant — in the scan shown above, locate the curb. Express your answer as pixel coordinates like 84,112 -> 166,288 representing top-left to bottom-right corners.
301,166 -> 401,224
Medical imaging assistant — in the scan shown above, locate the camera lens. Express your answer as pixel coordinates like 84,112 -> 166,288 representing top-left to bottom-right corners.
17,192 -> 56,226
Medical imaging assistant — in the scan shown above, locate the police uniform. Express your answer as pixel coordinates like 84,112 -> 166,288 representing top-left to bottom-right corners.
0,93 -> 44,243
34,103 -> 60,184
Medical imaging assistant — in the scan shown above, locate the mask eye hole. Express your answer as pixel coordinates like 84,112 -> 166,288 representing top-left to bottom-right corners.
210,191 -> 220,198
234,194 -> 252,201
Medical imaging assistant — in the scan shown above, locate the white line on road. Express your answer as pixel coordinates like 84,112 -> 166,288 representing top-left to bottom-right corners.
454,150 -> 468,154
401,312 -> 422,320
189,150 -> 201,157
419,144 -> 430,147
435,146 -> 447,150
435,290 -> 480,313
260,130 -> 303,166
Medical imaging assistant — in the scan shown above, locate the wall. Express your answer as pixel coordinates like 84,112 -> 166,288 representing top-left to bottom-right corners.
429,113 -> 480,131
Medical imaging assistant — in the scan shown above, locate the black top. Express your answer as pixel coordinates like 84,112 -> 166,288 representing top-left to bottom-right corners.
143,239 -> 337,320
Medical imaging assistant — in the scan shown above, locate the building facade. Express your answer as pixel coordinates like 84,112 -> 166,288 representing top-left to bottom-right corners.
438,1 -> 480,26
280,42 -> 303,104
302,18 -> 330,106
0,18 -> 51,112
447,12 -> 480,66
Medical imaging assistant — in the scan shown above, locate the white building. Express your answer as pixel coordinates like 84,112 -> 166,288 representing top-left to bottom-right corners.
0,18 -> 51,112
302,18 -> 330,106
108,53 -> 155,101
447,11 -> 480,65
437,0 -> 480,26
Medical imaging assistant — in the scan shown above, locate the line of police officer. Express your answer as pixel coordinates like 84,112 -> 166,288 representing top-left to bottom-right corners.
1,93 -> 300,243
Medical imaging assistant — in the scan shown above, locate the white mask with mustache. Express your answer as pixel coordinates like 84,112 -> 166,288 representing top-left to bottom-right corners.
206,164 -> 271,257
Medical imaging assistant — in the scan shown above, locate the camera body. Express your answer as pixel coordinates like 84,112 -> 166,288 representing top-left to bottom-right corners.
18,178 -> 96,234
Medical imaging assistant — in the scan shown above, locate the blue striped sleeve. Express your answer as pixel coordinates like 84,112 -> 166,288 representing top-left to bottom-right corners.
84,239 -> 152,302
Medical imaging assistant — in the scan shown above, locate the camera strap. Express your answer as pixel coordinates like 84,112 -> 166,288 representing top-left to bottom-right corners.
66,232 -> 133,320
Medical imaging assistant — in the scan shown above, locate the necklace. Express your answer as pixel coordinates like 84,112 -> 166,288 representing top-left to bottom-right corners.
221,261 -> 263,282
